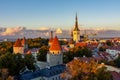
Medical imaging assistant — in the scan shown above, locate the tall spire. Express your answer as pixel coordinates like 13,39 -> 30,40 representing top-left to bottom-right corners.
74,13 -> 80,31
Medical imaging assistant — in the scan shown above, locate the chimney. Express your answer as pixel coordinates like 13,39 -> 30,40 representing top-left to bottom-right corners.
50,31 -> 53,39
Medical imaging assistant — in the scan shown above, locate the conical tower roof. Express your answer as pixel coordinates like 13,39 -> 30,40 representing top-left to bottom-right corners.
14,38 -> 23,47
49,36 -> 61,51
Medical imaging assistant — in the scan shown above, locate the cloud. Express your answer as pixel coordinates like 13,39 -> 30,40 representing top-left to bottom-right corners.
39,27 -> 49,30
56,28 -> 62,34
1,27 -> 25,36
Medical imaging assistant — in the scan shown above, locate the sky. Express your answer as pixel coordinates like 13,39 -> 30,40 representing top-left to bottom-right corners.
0,0 -> 120,30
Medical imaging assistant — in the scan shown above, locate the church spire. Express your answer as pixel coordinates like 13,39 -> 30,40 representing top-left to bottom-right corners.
74,13 -> 80,31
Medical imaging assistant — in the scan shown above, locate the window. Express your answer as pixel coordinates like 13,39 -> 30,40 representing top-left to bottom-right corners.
52,78 -> 54,80
59,76 -> 60,80
57,61 -> 59,64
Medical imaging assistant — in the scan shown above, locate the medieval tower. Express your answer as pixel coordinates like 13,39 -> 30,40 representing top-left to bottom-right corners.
47,36 -> 63,66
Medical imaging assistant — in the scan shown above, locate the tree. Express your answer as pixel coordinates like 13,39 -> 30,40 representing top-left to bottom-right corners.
24,54 -> 35,70
63,51 -> 74,63
0,53 -> 25,76
0,52 -> 35,79
96,67 -> 112,80
99,47 -> 106,52
0,41 -> 13,55
27,37 -> 48,48
37,46 -> 49,61
63,46 -> 92,63
106,40 -> 113,46
61,59 -> 112,80
9,53 -> 25,76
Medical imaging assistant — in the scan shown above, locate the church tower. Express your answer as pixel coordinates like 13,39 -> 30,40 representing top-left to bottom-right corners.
47,36 -> 63,66
73,13 -> 80,42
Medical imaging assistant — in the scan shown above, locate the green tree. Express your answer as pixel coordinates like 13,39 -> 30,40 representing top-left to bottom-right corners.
63,51 -> 74,63
0,53 -> 35,78
99,47 -> 106,52
0,53 -> 25,76
63,46 -> 92,63
37,46 -> 49,61
27,37 -> 48,48
106,40 -> 113,46
24,54 -> 35,70
9,53 -> 25,76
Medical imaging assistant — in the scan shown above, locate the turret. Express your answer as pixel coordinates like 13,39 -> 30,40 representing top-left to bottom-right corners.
47,36 -> 63,66
13,38 -> 24,54
49,36 -> 62,54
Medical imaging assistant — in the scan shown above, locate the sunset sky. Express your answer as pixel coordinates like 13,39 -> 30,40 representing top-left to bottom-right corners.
0,0 -> 120,30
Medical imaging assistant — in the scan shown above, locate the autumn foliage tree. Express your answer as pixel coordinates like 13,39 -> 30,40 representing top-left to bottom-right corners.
0,41 -> 13,55
61,58 -> 112,80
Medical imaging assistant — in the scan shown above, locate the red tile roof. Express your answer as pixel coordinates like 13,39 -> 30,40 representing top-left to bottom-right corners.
111,71 -> 120,80
87,42 -> 99,50
49,38 -> 53,43
21,37 -> 26,45
14,38 -> 23,47
108,45 -> 120,51
75,42 -> 87,47
26,50 -> 31,54
49,36 -> 61,51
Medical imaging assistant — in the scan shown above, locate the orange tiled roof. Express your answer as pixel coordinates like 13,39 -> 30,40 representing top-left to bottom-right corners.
75,42 -> 87,47
90,42 -> 99,46
14,38 -> 23,47
21,37 -> 26,45
49,36 -> 61,51
26,50 -> 31,54
49,38 -> 53,43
